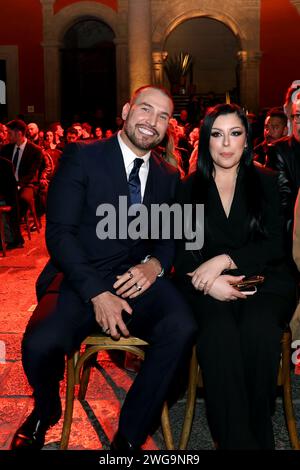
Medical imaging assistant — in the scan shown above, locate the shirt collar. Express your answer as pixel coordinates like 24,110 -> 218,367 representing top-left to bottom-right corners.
15,138 -> 27,151
117,131 -> 151,169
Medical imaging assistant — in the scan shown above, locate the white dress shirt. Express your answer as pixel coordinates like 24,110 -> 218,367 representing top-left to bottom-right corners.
117,132 -> 150,201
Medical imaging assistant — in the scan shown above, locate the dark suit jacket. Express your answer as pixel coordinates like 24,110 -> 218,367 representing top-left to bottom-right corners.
0,140 -> 43,187
38,135 -> 180,302
0,157 -> 17,202
174,165 -> 296,300
254,140 -> 268,166
266,136 -> 300,234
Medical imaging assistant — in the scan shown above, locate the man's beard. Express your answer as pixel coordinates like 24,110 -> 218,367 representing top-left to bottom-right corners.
123,122 -> 161,151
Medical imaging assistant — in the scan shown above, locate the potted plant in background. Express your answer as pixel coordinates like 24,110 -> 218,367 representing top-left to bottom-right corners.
164,52 -> 193,95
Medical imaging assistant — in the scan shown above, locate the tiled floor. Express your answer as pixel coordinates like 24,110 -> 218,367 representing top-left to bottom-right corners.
0,221 -> 300,453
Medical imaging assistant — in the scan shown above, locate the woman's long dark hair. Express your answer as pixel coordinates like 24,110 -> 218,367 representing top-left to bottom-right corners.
194,103 -> 266,238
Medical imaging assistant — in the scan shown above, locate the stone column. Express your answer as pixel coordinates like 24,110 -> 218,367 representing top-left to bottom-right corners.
128,0 -> 152,95
114,38 -> 129,113
152,50 -> 168,86
237,50 -> 262,113
42,41 -> 61,123
40,0 -> 60,123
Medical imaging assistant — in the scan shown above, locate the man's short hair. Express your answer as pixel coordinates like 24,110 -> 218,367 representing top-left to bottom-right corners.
49,122 -> 62,133
82,122 -> 92,133
131,85 -> 173,108
66,126 -> 79,135
293,91 -> 300,104
6,119 -> 27,135
266,108 -> 288,126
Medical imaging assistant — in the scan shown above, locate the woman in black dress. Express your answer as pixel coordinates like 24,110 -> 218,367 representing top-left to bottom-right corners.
174,103 -> 297,449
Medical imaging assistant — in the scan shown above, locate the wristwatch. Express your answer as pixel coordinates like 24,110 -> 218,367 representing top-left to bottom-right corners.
141,255 -> 164,277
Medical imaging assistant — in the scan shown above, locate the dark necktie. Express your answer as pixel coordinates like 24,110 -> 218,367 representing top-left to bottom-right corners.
128,158 -> 143,205
12,147 -> 20,170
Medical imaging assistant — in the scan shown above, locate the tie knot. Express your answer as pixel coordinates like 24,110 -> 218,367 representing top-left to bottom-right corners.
133,158 -> 143,170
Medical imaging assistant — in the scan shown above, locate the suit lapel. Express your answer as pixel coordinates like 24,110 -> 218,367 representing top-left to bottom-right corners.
105,135 -> 130,200
143,152 -> 163,207
105,139 -> 164,206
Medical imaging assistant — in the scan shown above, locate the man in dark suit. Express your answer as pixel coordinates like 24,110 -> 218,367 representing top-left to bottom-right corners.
0,156 -> 21,246
10,86 -> 196,450
265,95 -> 300,245
254,108 -> 288,166
0,119 -> 43,247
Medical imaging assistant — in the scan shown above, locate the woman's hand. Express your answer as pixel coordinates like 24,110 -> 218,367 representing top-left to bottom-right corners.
187,254 -> 235,294
207,275 -> 247,301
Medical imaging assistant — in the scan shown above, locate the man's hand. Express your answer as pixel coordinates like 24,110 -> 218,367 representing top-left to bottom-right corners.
113,258 -> 162,299
91,291 -> 132,339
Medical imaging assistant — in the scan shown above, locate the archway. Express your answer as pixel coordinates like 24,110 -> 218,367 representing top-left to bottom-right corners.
0,46 -> 19,121
41,1 -> 119,123
163,17 -> 240,104
60,17 -> 116,127
152,2 -> 261,112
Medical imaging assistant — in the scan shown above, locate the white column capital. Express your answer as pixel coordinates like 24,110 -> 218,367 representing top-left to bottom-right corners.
237,50 -> 261,112
152,51 -> 168,86
237,50 -> 262,65
152,51 -> 168,65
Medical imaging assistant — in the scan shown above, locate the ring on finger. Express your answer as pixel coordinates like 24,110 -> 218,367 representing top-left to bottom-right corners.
135,283 -> 142,292
127,269 -> 133,279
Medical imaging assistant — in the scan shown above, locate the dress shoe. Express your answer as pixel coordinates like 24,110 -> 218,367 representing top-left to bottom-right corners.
111,431 -> 141,452
10,402 -> 62,450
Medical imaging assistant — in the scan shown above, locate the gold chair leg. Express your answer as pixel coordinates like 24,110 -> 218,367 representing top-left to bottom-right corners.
161,401 -> 175,450
24,210 -> 31,240
60,355 -> 76,449
29,200 -> 40,233
179,346 -> 198,450
281,331 -> 300,450
0,214 -> 6,257
78,351 -> 98,400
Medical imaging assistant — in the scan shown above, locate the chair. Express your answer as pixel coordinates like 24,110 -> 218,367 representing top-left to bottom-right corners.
0,205 -> 12,257
60,333 -> 175,450
24,198 -> 40,240
179,327 -> 300,450
0,157 -> 18,253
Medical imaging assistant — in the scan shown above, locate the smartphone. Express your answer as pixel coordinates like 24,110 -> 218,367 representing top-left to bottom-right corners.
237,285 -> 257,295
231,275 -> 264,290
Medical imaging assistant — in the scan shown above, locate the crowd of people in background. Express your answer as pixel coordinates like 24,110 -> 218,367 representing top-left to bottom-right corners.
3,80 -> 300,451
0,80 -> 300,254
